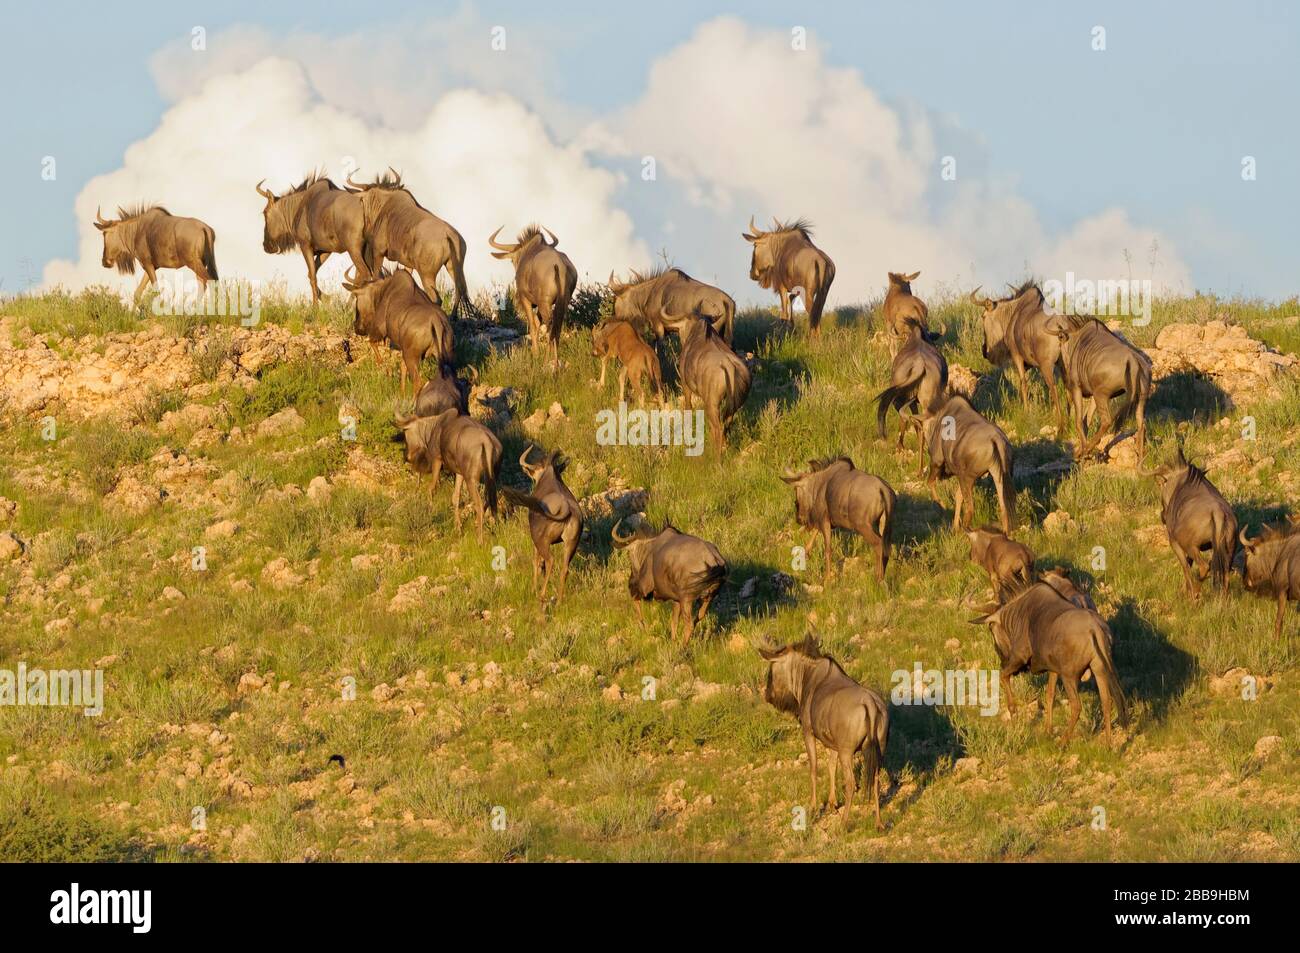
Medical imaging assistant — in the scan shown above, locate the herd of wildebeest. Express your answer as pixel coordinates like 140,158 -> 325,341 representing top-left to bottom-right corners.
88,169 -> 1300,828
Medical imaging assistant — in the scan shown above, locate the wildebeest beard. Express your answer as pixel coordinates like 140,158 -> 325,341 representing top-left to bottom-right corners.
763,667 -> 801,715
112,249 -> 137,275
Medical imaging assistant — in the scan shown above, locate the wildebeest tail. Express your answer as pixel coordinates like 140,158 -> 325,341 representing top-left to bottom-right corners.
1090,625 -> 1128,727
202,227 -> 219,281
688,561 -> 727,601
501,487 -> 563,521
482,445 -> 498,515
1210,507 -> 1234,593
877,488 -> 894,566
548,262 -> 566,346
1113,355 -> 1146,432
448,236 -> 469,318
993,437 -> 1016,529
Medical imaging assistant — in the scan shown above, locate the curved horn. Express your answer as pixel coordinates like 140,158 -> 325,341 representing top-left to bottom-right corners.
542,226 -> 559,247
518,444 -> 536,470
255,179 -> 274,200
387,165 -> 400,181
1239,528 -> 1253,549
95,206 -> 111,226
1006,282 -> 1019,294
744,215 -> 765,239
968,286 -> 985,305
345,170 -> 364,189
343,265 -> 357,284
465,364 -> 479,382
487,227 -> 514,251
610,518 -> 636,547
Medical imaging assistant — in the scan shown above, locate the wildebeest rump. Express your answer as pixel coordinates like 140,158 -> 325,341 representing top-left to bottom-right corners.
611,518 -> 726,644
875,320 -> 949,472
501,445 -> 583,601
95,205 -> 218,304
971,282 -> 1064,421
608,266 -> 736,343
346,170 -> 470,316
1143,446 -> 1237,599
256,173 -> 367,304
489,225 -> 577,362
1041,566 -> 1096,611
414,361 -> 474,417
780,457 -> 895,581
967,526 -> 1034,601
882,271 -> 936,355
591,320 -> 663,405
741,217 -> 836,334
758,635 -> 889,829
344,267 -> 453,398
923,394 -> 1016,533
674,313 -> 752,461
1048,312 -> 1151,461
970,580 -> 1127,744
394,408 -> 501,540
1239,520 -> 1300,638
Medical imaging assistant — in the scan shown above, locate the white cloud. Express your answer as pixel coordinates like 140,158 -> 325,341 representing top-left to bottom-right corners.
46,15 -> 1190,305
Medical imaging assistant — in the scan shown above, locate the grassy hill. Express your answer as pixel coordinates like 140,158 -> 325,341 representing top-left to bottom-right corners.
1,286 -> 1298,861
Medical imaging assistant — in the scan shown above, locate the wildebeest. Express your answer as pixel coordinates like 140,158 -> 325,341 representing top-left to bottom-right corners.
780,457 -> 895,581
414,361 -> 474,417
1239,520 -> 1300,638
923,394 -> 1015,533
344,267 -> 453,398
94,205 -> 218,304
970,580 -> 1128,745
488,225 -> 577,362
882,271 -> 937,355
256,173 -> 367,304
607,267 -> 735,343
967,526 -> 1034,601
741,217 -> 836,334
875,319 -> 949,472
1142,446 -> 1236,599
610,518 -> 726,644
394,408 -> 501,540
1041,566 -> 1096,611
758,635 -> 889,829
591,320 -> 663,405
971,283 -> 1064,421
346,170 -> 469,316
501,445 -> 583,601
673,312 -> 752,460
1048,312 -> 1151,462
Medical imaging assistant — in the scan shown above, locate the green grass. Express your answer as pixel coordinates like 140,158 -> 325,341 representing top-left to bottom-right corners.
0,288 -> 1298,861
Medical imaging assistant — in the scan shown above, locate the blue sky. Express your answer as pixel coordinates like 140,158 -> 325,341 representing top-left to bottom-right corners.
2,1 -> 1296,300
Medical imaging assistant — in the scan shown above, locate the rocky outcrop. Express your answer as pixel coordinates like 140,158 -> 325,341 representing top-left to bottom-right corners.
1147,320 -> 1296,402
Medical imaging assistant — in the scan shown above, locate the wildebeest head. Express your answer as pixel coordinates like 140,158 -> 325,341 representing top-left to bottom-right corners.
518,443 -> 566,486
780,457 -> 853,527
488,224 -> 556,268
93,206 -> 156,274
1238,520 -> 1298,592
757,634 -> 822,715
344,168 -> 417,222
888,271 -> 921,293
966,526 -> 1005,563
607,269 -> 665,331
970,282 -> 1043,363
342,266 -> 395,336
255,176 -> 318,254
392,408 -> 455,471
741,216 -> 812,288
1141,445 -> 1195,509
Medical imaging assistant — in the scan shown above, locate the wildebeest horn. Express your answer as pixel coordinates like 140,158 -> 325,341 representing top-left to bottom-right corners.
1239,528 -> 1255,549
1006,282 -> 1019,294
742,215 -> 764,242
968,286 -> 989,306
487,227 -> 514,251
345,170 -> 363,189
779,467 -> 803,484
344,266 -> 357,284
543,226 -> 559,247
465,364 -> 479,382
610,518 -> 636,547
519,444 -> 536,470
95,206 -> 110,225
255,179 -> 274,199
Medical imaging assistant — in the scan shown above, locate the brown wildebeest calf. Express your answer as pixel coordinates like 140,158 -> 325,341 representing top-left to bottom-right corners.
345,267 -> 453,398
923,394 -> 1015,534
1143,446 -> 1237,599
875,318 -> 948,473
591,320 -> 662,405
1041,566 -> 1096,611
611,518 -> 726,644
970,581 -> 1128,745
1239,520 -> 1300,638
758,635 -> 889,829
501,445 -> 583,601
780,457 -> 895,582
414,362 -> 472,417
967,526 -> 1035,601
395,409 -> 501,540
95,205 -> 218,304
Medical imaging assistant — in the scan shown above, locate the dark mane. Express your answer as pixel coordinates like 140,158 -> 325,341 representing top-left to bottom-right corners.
1254,519 -> 1300,543
772,217 -> 813,239
808,455 -> 854,473
997,280 -> 1043,304
291,170 -> 336,193
1172,447 -> 1210,486
362,170 -> 406,191
114,203 -> 169,221
626,264 -> 687,285
515,223 -> 546,245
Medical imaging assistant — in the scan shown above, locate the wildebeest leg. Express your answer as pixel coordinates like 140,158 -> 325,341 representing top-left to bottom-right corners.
838,748 -> 856,828
301,246 -> 322,304
1013,358 -> 1030,409
539,552 -> 552,598
1044,672 -> 1058,733
1070,385 -> 1088,459
558,528 -> 579,601
398,358 -> 408,399
532,551 -> 541,595
1169,539 -> 1199,599
370,341 -> 384,367
826,755 -> 837,812
451,474 -> 463,535
822,522 -> 834,579
633,599 -> 645,628
598,355 -> 607,387
681,600 -> 697,644
132,270 -> 154,306
1134,391 -> 1148,462
1000,667 -> 1017,715
950,479 -> 966,531
989,467 -> 1012,535
804,730 -> 818,812
1059,678 -> 1082,745
469,480 -> 486,541
1276,591 -> 1289,639
617,367 -> 627,405
926,467 -> 944,507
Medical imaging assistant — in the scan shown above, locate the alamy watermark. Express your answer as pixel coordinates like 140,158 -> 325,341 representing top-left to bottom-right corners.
595,401 -> 705,457
0,662 -> 103,716
890,663 -> 1000,716
150,275 -> 261,326
1042,272 -> 1152,326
